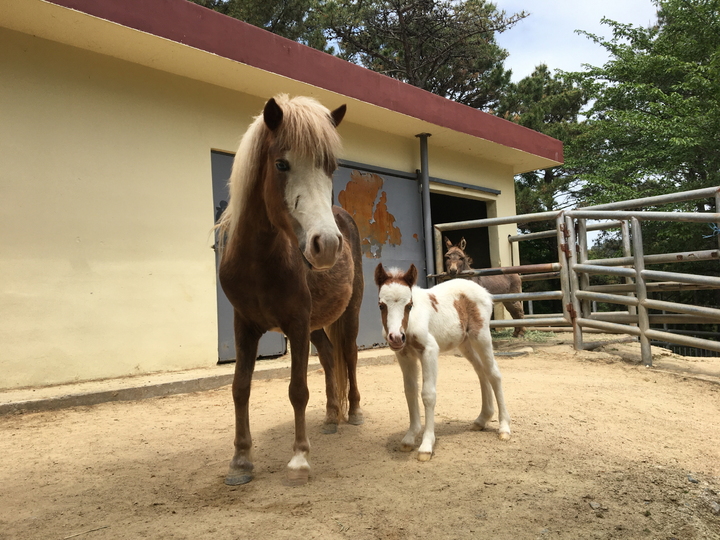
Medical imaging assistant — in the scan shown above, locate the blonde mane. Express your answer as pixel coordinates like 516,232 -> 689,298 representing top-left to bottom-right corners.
215,94 -> 343,249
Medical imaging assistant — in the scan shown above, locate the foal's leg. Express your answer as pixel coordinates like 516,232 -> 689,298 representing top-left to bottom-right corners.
397,351 -> 422,452
457,341 -> 495,431
226,317 -> 261,486
417,343 -> 440,461
470,332 -> 511,440
285,326 -> 312,485
310,329 -> 340,434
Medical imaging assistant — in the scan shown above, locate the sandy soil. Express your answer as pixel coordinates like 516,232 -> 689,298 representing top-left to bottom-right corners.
1,337 -> 719,540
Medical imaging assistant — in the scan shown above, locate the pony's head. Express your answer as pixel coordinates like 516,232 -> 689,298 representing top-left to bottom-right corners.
220,94 -> 347,270
444,236 -> 472,276
374,264 -> 417,351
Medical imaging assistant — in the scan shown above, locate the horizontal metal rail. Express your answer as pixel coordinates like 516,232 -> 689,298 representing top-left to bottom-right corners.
508,220 -> 623,243
573,264 -> 637,278
493,291 -> 564,303
576,318 -> 642,336
491,317 -> 568,329
644,329 -> 720,353
582,186 -> 720,211
429,262 -> 560,280
569,210 -> 720,223
585,282 -> 718,293
590,249 -> 719,267
575,290 -> 639,307
642,298 -> 720,321
434,210 -> 561,232
641,269 -> 720,287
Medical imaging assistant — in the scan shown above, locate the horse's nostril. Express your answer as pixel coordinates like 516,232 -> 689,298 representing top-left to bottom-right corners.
311,235 -> 322,256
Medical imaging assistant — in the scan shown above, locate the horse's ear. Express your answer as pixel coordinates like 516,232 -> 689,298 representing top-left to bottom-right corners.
374,263 -> 389,288
459,237 -> 467,251
404,264 -> 418,288
263,97 -> 284,131
330,104 -> 346,128
444,236 -> 453,249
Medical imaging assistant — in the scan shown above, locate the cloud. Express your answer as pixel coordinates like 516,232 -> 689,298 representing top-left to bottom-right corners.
493,0 -> 658,80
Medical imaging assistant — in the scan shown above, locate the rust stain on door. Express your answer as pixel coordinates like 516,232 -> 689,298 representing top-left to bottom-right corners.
338,170 -> 402,258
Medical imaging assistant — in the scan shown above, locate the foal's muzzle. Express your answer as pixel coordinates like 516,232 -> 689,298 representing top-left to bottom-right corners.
387,331 -> 406,351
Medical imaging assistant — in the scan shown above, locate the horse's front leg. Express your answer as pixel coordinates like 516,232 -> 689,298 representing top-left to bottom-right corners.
397,351 -> 421,452
417,344 -> 439,461
286,327 -> 312,485
225,318 -> 261,486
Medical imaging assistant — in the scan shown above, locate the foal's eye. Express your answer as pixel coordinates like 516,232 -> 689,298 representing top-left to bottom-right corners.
406,303 -> 413,311
275,159 -> 290,172
378,303 -> 387,311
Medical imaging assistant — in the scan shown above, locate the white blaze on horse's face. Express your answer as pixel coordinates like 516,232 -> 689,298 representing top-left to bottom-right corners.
283,149 -> 343,270
378,282 -> 414,351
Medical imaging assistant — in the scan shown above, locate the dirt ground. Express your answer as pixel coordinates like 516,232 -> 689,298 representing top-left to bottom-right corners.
1,335 -> 720,540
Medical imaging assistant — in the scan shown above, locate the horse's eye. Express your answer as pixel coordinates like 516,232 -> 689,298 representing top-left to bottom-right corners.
275,159 -> 290,172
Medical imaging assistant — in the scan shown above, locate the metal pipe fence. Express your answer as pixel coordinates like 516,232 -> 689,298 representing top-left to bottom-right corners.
431,186 -> 720,365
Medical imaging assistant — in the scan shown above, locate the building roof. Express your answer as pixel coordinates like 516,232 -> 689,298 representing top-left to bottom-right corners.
1,0 -> 563,174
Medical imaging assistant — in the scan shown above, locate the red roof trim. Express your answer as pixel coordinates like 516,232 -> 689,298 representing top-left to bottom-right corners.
46,0 -> 562,163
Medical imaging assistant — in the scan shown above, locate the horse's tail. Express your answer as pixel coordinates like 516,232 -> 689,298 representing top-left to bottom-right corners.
326,317 -> 350,421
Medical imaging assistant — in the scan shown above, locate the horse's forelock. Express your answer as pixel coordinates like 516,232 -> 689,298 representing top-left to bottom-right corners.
273,95 -> 342,168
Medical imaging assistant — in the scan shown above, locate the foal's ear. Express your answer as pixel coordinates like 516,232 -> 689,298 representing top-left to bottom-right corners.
404,264 -> 418,288
459,237 -> 467,251
444,236 -> 453,249
263,97 -> 284,131
374,263 -> 389,288
330,104 -> 347,128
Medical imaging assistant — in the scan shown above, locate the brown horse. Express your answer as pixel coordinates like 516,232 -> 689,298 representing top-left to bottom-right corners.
216,95 -> 364,486
444,237 -> 525,337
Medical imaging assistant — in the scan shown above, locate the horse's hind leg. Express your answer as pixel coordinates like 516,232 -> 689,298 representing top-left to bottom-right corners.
457,341 -> 495,431
503,300 -> 525,337
226,317 -> 261,486
469,334 -> 511,440
310,329 -> 340,434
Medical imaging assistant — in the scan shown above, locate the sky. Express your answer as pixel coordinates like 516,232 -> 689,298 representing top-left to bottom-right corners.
492,0 -> 659,81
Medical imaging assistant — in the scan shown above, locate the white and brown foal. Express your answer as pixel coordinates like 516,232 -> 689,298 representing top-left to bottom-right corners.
375,263 -> 511,461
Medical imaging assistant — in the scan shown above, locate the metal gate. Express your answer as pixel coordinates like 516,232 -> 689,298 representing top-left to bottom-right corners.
432,186 -> 720,365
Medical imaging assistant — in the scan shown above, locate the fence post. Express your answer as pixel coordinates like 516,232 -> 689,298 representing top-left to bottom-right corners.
631,217 -> 653,365
564,215 -> 584,351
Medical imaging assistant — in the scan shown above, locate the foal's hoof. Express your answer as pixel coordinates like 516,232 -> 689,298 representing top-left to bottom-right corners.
322,422 -> 338,434
285,467 -> 310,486
348,412 -> 364,426
399,443 -> 414,452
225,472 -> 254,485
498,432 -> 511,441
417,451 -> 433,462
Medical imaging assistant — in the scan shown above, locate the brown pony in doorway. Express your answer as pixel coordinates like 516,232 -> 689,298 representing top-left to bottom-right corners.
216,95 -> 364,486
444,237 -> 525,337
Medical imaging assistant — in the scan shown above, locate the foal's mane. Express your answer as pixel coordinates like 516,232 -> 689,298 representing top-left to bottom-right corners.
216,94 -> 343,248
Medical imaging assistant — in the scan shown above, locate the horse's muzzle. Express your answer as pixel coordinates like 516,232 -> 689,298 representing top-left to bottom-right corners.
304,231 -> 343,270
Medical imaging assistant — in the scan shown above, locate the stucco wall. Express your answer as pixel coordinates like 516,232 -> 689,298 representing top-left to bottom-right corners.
0,26 -> 519,390
0,28 -> 253,389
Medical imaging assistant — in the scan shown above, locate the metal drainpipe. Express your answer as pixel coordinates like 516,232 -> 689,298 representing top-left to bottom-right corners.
416,133 -> 434,286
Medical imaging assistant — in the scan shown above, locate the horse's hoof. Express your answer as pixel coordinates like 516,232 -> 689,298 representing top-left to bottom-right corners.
285,467 -> 310,486
417,452 -> 433,462
322,422 -> 338,434
225,473 -> 253,485
499,432 -> 511,441
348,412 -> 364,426
399,443 -> 414,452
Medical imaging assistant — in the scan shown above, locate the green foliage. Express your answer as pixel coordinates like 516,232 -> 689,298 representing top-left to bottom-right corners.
569,0 -> 720,205
323,0 -> 526,110
188,0 -> 331,50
